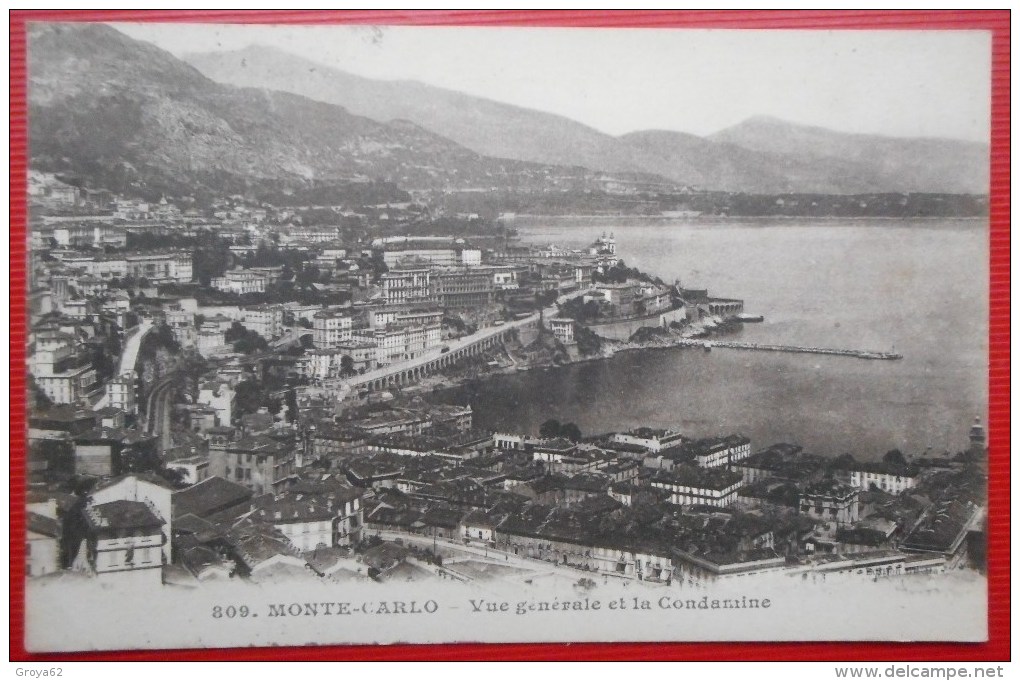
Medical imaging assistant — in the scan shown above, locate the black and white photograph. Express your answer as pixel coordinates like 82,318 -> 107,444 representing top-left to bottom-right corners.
22,20 -> 991,651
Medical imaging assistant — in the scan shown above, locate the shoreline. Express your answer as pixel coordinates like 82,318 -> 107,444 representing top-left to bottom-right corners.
513,214 -> 988,224
411,325 -> 725,398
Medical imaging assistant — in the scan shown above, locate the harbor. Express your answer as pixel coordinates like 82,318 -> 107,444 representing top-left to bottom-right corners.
684,339 -> 902,360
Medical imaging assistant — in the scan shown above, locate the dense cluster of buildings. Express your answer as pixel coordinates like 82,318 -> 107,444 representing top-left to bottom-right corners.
24,174 -> 986,591
26,370 -> 987,587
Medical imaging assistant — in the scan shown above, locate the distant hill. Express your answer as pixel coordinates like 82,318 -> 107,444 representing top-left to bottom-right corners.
183,46 -> 657,176
186,46 -> 989,195
709,116 -> 989,194
27,24 -> 577,205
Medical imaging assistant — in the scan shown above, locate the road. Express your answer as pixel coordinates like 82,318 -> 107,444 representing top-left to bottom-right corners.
270,327 -> 310,351
93,320 -> 153,409
335,287 -> 594,392
145,375 -> 178,454
371,528 -> 608,583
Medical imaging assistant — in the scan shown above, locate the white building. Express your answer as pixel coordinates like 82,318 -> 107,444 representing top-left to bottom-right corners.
304,342 -> 377,380
211,268 -> 267,295
170,454 -> 210,486
380,268 -> 433,305
352,322 -> 441,366
250,490 -> 364,552
164,305 -> 196,348
312,309 -> 353,349
27,512 -> 61,578
690,436 -> 752,469
490,266 -> 521,290
106,373 -> 137,414
78,500 -> 166,585
610,428 -> 684,454
650,467 -> 744,508
460,249 -> 482,266
800,481 -> 861,525
30,344 -> 97,405
125,250 -> 193,283
243,304 -> 284,340
548,317 -> 576,345
89,474 -> 174,564
75,475 -> 175,584
366,305 -> 443,331
383,249 -> 458,268
197,327 -> 227,356
197,380 -> 235,428
844,463 -> 919,496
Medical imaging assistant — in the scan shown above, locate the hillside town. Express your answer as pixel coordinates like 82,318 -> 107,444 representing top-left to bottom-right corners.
25,172 -> 987,590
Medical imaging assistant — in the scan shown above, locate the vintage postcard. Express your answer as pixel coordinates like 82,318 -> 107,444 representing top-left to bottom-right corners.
19,18 -> 992,652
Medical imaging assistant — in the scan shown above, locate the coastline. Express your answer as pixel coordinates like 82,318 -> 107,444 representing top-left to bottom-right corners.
411,324 -> 725,398
513,214 -> 988,225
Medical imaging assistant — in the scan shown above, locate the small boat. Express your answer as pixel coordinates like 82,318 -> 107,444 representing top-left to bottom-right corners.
703,341 -> 713,352
736,313 -> 765,323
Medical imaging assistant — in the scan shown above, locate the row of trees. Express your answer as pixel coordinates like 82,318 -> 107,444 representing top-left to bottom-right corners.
592,260 -> 664,286
539,418 -> 582,442
224,322 -> 269,355
560,297 -> 604,324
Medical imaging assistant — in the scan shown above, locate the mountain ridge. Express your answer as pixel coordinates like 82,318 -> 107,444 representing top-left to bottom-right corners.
184,45 -> 989,195
29,25 -> 990,199
28,23 -> 600,204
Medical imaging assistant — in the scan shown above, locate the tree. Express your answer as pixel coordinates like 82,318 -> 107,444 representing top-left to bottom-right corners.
883,449 -> 908,468
224,322 -> 247,343
296,264 -> 320,286
560,422 -> 582,442
340,355 -> 355,377
832,453 -> 856,471
154,323 -> 181,353
536,290 -> 558,307
120,444 -> 163,475
539,419 -> 562,439
575,325 -> 602,357
159,467 -> 189,488
193,239 -> 230,285
28,374 -> 53,409
234,380 -> 264,417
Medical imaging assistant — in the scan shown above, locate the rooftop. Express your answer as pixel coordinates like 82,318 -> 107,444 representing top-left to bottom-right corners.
653,465 -> 743,491
85,500 -> 164,532
28,512 -> 62,538
172,476 -> 254,520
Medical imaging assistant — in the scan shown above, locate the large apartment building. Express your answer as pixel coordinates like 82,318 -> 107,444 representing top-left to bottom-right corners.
312,309 -> 353,349
352,321 -> 442,366
381,268 -> 433,306
432,269 -> 495,310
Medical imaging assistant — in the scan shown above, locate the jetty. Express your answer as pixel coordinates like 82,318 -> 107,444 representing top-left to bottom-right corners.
685,339 -> 902,361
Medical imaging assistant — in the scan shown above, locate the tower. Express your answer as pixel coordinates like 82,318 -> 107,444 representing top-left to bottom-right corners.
968,416 -> 986,450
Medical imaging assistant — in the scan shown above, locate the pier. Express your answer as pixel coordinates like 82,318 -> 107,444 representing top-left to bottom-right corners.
682,339 -> 902,361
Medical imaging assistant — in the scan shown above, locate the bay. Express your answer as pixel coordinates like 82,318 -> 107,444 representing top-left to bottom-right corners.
444,218 -> 989,459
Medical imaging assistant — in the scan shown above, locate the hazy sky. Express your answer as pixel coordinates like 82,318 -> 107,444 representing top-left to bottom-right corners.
115,23 -> 991,142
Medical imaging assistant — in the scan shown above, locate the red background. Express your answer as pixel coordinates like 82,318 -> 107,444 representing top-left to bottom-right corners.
8,9 -> 1010,662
